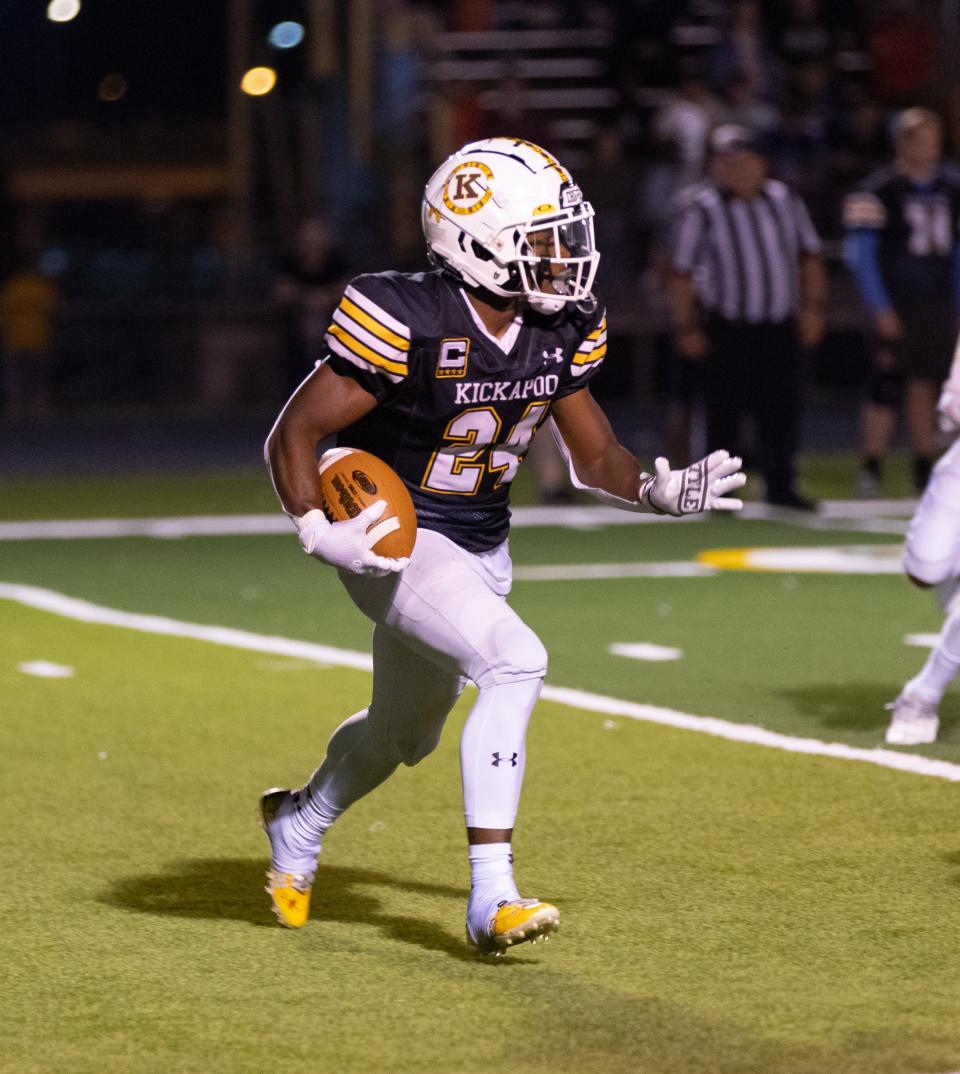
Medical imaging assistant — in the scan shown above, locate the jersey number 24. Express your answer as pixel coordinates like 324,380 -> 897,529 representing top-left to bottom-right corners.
421,403 -> 550,494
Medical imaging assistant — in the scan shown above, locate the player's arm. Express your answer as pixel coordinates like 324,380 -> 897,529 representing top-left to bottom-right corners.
668,203 -> 708,359
550,387 -> 745,515
798,251 -> 827,347
266,363 -> 377,517
265,364 -> 406,576
842,191 -> 902,341
668,270 -> 708,359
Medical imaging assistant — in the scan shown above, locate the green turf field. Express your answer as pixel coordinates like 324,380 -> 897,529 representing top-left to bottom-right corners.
2,462 -> 959,1074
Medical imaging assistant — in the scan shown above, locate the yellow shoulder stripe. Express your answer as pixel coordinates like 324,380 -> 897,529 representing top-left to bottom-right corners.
328,324 -> 408,376
339,296 -> 410,351
586,318 -> 607,342
573,342 -> 607,366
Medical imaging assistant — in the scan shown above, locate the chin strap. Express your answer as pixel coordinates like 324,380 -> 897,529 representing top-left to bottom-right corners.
527,293 -> 565,315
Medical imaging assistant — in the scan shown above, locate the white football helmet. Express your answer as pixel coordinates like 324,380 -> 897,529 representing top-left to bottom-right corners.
421,137 -> 599,315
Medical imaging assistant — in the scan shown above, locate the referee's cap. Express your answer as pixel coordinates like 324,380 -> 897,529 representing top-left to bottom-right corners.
709,124 -> 762,157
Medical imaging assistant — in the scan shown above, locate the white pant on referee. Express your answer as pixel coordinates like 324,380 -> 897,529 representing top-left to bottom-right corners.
904,436 -> 960,606
337,528 -> 548,829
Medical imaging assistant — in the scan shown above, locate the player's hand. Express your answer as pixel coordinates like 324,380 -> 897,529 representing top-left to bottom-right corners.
296,501 -> 409,577
874,308 -> 904,343
937,378 -> 960,434
675,326 -> 708,360
640,450 -> 746,516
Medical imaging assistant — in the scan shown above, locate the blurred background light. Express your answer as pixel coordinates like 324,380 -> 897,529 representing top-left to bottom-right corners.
47,0 -> 81,22
38,248 -> 69,278
240,66 -> 277,96
267,21 -> 305,50
98,74 -> 128,103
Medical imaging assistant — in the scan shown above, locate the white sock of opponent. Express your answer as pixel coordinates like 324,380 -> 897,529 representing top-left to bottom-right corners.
284,710 -> 399,859
905,604 -> 960,705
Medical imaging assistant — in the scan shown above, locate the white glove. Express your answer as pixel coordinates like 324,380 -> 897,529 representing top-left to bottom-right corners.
296,500 -> 409,577
640,450 -> 746,516
937,379 -> 960,434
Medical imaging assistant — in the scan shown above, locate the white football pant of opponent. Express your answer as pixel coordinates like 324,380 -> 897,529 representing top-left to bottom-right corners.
886,369 -> 960,744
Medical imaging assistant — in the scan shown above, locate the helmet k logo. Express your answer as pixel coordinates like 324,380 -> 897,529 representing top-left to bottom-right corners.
453,173 -> 483,200
443,160 -> 494,215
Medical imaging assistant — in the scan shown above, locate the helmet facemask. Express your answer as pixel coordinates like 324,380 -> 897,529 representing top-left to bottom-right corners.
510,205 -> 599,314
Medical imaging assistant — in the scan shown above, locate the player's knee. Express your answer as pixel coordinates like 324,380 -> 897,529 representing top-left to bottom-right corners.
493,621 -> 548,682
396,726 -> 444,767
903,548 -> 953,587
868,365 -> 904,407
906,572 -> 935,589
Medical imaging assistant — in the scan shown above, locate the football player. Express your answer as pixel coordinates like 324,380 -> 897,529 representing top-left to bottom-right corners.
885,349 -> 960,744
260,138 -> 746,953
844,108 -> 960,495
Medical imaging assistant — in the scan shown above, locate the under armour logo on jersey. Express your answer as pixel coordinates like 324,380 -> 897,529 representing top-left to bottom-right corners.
491,752 -> 519,767
542,347 -> 564,364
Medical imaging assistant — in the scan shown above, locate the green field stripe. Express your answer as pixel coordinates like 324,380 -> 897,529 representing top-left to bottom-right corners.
4,581 -> 959,787
4,598 -> 960,1073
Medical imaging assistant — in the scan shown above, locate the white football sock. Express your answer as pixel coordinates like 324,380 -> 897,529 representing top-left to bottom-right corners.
469,842 -> 519,894
460,677 -> 542,829
290,709 -> 398,850
466,843 -> 520,942
905,605 -> 960,705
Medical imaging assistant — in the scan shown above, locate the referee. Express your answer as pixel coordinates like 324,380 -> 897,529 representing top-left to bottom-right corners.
669,125 -> 827,509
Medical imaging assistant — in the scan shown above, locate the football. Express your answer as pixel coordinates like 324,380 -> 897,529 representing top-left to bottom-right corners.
317,446 -> 417,559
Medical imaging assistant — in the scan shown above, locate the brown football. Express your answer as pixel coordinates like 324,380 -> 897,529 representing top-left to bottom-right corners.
317,447 -> 417,559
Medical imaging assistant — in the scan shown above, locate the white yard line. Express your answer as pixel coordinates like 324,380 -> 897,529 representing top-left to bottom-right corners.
514,562 -> 715,581
4,581 -> 960,785
609,642 -> 683,661
0,508 -> 684,541
17,660 -> 74,678
904,633 -> 940,648
817,498 -> 918,519
0,500 -> 914,541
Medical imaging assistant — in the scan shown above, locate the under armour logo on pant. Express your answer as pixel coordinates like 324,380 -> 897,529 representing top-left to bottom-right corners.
491,752 -> 518,767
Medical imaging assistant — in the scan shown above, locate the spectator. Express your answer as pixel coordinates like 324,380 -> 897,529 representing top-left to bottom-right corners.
843,107 -> 960,495
709,0 -> 778,101
668,125 -> 827,509
0,254 -> 59,423
653,63 -> 724,191
273,216 -> 350,388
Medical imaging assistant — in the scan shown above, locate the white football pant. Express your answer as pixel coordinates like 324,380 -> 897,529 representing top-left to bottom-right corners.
904,435 -> 960,610
307,528 -> 547,831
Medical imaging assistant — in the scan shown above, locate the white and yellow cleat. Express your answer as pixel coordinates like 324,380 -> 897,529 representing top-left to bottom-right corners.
259,788 -> 317,928
264,869 -> 313,928
469,898 -> 560,956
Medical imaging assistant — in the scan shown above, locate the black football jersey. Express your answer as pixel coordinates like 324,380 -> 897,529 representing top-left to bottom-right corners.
844,162 -> 960,304
322,270 -> 607,552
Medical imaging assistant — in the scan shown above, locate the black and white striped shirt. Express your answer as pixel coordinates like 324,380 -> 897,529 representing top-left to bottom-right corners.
672,179 -> 822,323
